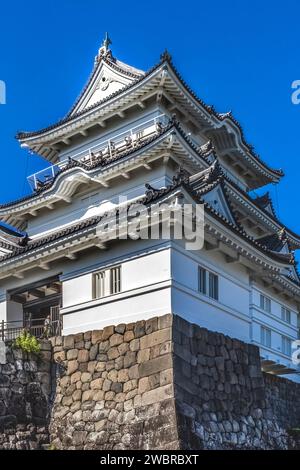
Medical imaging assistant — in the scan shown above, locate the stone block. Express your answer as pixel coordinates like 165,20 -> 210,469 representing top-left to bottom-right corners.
95,361 -> 106,373
102,326 -> 114,341
82,390 -> 94,402
129,339 -> 140,352
109,334 -> 124,347
67,360 -> 78,376
141,384 -> 174,406
139,354 -> 172,378
124,331 -> 134,342
66,349 -> 78,361
90,378 -> 104,390
145,317 -> 158,335
91,390 -> 105,401
137,348 -> 150,363
54,351 -> 65,362
140,328 -> 171,350
89,344 -> 98,361
70,371 -> 81,384
77,349 -> 89,363
102,379 -> 112,392
138,377 -> 150,394
128,364 -> 139,380
118,343 -> 129,356
72,390 -> 82,402
64,336 -> 74,350
134,320 -> 145,338
160,368 -> 173,386
124,351 -> 136,368
158,314 -> 173,330
107,347 -> 119,360
81,372 -> 92,383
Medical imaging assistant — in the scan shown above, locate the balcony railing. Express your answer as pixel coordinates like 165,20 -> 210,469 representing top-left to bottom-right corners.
27,114 -> 169,192
0,317 -> 62,341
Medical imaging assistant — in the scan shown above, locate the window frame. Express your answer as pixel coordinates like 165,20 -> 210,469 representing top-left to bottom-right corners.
260,326 -> 271,348
92,265 -> 122,299
198,265 -> 219,301
260,294 -> 271,313
281,306 -> 291,324
281,335 -> 292,356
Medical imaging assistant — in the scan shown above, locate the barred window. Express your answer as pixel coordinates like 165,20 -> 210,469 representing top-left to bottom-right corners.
260,294 -> 271,313
93,266 -> 122,299
198,266 -> 219,301
282,336 -> 292,356
281,307 -> 291,324
111,266 -> 121,294
260,326 -> 271,348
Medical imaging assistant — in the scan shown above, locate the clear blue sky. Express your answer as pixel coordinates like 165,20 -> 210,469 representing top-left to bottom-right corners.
0,1 -> 299,241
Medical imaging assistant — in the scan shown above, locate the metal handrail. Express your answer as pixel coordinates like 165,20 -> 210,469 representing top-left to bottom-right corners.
0,317 -> 62,341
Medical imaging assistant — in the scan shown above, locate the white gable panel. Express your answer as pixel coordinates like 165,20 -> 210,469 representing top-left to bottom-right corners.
202,186 -> 235,224
71,60 -> 141,115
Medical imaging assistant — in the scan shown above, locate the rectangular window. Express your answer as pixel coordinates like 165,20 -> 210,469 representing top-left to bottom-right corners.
260,326 -> 271,348
282,336 -> 292,356
260,294 -> 271,313
111,266 -> 121,294
93,271 -> 106,299
93,266 -> 122,299
198,267 -> 207,295
198,266 -> 218,301
209,272 -> 219,301
281,307 -> 291,324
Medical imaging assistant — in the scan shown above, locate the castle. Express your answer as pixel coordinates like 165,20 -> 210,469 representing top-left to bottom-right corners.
0,34 -> 299,383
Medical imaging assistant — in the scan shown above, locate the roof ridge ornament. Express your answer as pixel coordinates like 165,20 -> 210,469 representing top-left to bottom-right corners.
160,49 -> 172,62
95,32 -> 113,65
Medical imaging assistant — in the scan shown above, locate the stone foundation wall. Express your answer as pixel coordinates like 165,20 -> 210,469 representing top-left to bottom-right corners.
0,340 -> 52,450
49,316 -> 179,450
173,315 -> 300,449
0,314 -> 300,450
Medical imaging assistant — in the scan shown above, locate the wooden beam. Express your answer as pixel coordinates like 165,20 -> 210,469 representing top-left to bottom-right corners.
205,241 -> 220,252
225,254 -> 241,264
58,195 -> 72,203
65,252 -> 77,260
11,294 -> 26,304
138,100 -> 146,109
143,162 -> 151,170
39,262 -> 50,271
27,288 -> 45,299
12,272 -> 24,280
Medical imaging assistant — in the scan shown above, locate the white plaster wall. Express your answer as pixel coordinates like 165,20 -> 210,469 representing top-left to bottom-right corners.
0,301 -> 6,323
171,245 -> 250,316
62,287 -> 171,334
61,247 -> 171,333
7,301 -> 23,325
27,166 -> 173,238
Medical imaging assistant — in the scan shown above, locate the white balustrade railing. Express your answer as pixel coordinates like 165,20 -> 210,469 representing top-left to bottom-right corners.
27,114 -> 169,191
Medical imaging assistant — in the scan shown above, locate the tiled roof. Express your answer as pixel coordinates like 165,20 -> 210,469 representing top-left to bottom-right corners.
1,119 -> 212,210
15,52 -> 283,180
0,168 -> 296,273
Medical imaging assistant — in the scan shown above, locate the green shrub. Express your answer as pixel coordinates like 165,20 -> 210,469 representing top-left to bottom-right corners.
47,443 -> 57,450
13,330 -> 41,355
